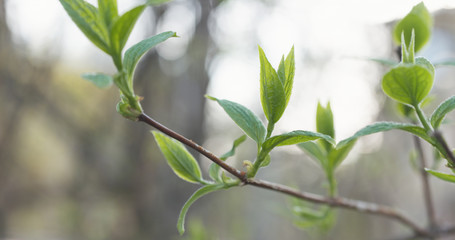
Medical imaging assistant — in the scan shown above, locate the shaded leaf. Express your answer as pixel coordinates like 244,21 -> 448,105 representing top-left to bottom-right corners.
177,184 -> 226,235
81,73 -> 113,88
277,46 -> 295,108
152,131 -> 203,184
425,168 -> 455,183
207,96 -> 266,144
367,58 -> 399,66
59,0 -> 110,54
124,31 -> 177,79
209,135 -> 246,182
298,141 -> 327,168
328,140 -> 356,169
259,46 -> 286,123
338,122 -> 433,148
430,96 -> 455,129
393,2 -> 432,52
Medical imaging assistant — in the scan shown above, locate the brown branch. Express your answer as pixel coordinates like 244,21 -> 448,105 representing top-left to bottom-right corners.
432,130 -> 455,167
413,135 -> 437,231
138,112 -> 430,237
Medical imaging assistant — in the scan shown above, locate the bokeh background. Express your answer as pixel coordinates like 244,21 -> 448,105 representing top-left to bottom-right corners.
2,0 -> 455,239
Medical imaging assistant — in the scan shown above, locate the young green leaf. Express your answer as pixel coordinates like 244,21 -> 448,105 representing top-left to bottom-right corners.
209,135 -> 246,182
337,122 -> 433,148
382,57 -> 434,106
425,168 -> 455,183
178,184 -> 231,235
124,31 -> 177,80
430,96 -> 455,129
298,141 -> 328,168
146,0 -> 172,5
394,2 -> 432,52
110,5 -> 146,59
328,140 -> 356,169
59,0 -> 111,54
206,96 -> 266,144
259,131 -> 335,159
277,46 -> 295,108
81,73 -> 113,88
98,0 -> 118,28
152,131 -> 203,184
316,102 -> 335,152
259,46 -> 286,124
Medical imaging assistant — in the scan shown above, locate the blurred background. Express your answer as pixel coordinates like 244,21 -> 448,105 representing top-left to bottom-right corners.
2,0 -> 455,239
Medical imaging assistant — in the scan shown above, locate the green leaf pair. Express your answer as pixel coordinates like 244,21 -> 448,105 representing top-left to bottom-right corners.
298,102 -> 353,197
60,0 -> 177,119
152,131 -> 241,235
259,46 -> 295,124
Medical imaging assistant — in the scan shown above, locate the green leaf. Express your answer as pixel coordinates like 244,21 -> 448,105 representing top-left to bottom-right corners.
209,135 -> 246,182
124,31 -> 177,80
146,0 -> 172,5
259,46 -> 286,123
328,140 -> 356,169
394,2 -> 432,52
81,73 -> 113,88
152,131 -> 203,184
277,46 -> 295,108
430,96 -> 455,129
433,60 -> 455,67
367,58 -> 399,66
298,141 -> 327,168
110,5 -> 146,58
260,131 -> 335,159
316,102 -> 335,152
337,122 -> 433,148
220,135 -> 247,160
98,0 -> 118,28
59,0 -> 111,54
207,96 -> 266,144
425,168 -> 455,183
177,184 -> 229,235
382,57 -> 434,106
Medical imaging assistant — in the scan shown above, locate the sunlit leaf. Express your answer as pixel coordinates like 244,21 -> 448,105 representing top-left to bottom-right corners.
316,102 -> 335,152
393,2 -> 432,52
152,131 -> 203,184
338,122 -> 433,148
124,31 -> 177,79
425,168 -> 455,183
110,5 -> 146,58
59,0 -> 111,54
382,58 -> 434,106
207,96 -> 266,144
98,0 -> 118,28
277,46 -> 295,108
259,46 -> 286,123
81,73 -> 113,88
430,96 -> 455,129
260,131 -> 334,159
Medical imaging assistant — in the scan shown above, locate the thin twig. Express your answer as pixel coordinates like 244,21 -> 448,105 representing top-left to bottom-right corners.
413,135 -> 437,232
432,130 -> 455,167
138,112 -> 430,237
